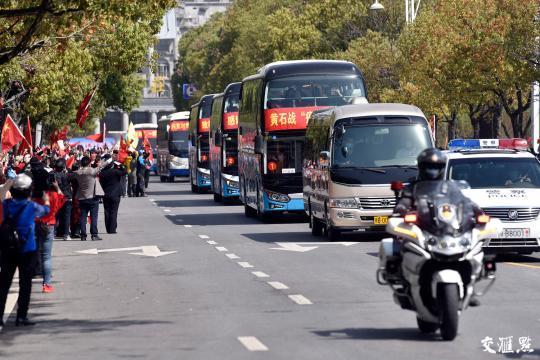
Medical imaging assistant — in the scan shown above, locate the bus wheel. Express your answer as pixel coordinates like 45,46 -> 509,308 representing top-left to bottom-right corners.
311,214 -> 324,236
245,203 -> 257,218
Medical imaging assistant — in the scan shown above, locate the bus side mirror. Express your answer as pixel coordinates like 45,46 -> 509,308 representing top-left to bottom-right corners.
319,151 -> 330,168
215,132 -> 222,147
254,134 -> 264,155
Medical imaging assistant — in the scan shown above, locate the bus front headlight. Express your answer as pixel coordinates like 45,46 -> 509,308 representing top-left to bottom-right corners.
329,198 -> 358,209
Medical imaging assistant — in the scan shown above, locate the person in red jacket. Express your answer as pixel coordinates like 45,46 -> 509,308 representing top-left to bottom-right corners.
35,178 -> 65,293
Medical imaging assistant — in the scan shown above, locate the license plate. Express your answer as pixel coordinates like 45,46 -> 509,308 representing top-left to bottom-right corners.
499,228 -> 530,238
374,216 -> 388,225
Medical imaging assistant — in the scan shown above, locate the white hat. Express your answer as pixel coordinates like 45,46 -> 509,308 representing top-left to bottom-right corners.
12,173 -> 32,190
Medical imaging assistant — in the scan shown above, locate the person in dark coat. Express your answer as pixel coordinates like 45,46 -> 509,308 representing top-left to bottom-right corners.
99,154 -> 127,234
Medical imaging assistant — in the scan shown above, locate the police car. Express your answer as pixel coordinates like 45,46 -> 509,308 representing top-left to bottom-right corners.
445,138 -> 540,254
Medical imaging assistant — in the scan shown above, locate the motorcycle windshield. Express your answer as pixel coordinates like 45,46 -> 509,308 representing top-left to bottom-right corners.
413,180 -> 476,236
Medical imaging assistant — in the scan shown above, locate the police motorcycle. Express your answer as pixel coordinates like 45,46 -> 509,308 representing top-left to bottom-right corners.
376,149 -> 501,341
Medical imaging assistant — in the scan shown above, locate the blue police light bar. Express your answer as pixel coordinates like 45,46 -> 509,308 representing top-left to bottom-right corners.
448,138 -> 527,151
448,139 -> 481,150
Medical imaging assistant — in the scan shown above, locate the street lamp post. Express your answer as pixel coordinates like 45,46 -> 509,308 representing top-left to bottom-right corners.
370,0 -> 421,24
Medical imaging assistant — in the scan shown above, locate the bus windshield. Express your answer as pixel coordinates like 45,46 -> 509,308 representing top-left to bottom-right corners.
264,75 -> 366,109
447,158 -> 540,189
169,131 -> 189,158
267,135 -> 305,175
198,136 -> 210,166
223,134 -> 238,173
199,101 -> 213,119
224,94 -> 240,113
332,124 -> 431,168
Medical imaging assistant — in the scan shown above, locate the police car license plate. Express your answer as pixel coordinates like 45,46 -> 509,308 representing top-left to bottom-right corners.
374,216 -> 388,225
499,228 -> 530,238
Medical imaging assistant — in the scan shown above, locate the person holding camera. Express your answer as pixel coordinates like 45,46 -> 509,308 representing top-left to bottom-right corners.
75,156 -> 103,241
99,154 -> 127,234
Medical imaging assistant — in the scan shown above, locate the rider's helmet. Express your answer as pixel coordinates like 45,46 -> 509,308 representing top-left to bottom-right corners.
417,148 -> 447,181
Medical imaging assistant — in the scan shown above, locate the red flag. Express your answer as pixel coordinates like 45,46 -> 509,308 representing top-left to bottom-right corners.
86,123 -> 105,142
142,131 -> 154,162
76,86 -> 96,128
66,156 -> 75,169
18,116 -> 33,155
1,114 -> 24,153
58,125 -> 69,141
117,136 -> 129,163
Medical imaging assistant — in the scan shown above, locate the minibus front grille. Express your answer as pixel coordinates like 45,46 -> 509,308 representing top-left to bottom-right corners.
358,197 -> 396,210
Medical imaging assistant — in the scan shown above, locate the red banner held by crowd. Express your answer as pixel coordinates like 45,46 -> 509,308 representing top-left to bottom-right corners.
223,112 -> 238,131
264,106 -> 329,132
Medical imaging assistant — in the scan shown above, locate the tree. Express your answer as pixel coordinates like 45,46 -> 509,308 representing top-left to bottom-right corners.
0,0 -> 175,135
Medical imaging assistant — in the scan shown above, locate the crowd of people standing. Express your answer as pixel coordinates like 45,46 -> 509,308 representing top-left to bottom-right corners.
0,144 -> 154,332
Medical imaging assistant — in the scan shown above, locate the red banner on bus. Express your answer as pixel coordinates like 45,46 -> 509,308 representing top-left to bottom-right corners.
170,120 -> 189,132
223,112 -> 239,130
264,106 -> 329,132
136,129 -> 157,138
198,117 -> 210,133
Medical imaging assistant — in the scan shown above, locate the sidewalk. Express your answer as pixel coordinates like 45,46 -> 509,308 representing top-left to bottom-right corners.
0,194 -> 183,359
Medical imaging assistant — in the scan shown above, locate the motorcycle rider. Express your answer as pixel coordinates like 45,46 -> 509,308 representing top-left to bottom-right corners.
393,148 -> 484,305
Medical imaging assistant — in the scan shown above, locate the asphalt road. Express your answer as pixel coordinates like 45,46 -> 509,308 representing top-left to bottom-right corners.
1,178 -> 539,359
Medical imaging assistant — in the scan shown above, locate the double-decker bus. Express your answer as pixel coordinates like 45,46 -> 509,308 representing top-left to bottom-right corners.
189,94 -> 215,193
157,111 -> 190,182
239,60 -> 367,219
134,123 -> 158,174
210,82 -> 241,203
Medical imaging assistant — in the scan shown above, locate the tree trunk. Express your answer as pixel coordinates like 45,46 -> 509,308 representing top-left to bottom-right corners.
446,112 -> 458,142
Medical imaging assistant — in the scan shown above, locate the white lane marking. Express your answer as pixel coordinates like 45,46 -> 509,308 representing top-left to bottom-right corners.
207,240 -> 217,245
288,294 -> 313,305
226,253 -> 240,259
237,336 -> 269,352
198,235 -> 210,239
252,271 -> 270,278
163,209 -> 171,212
267,281 -> 289,290
237,262 -> 253,268
3,270 -> 19,323
149,198 -> 155,202
216,246 -> 228,252
184,225 -> 192,228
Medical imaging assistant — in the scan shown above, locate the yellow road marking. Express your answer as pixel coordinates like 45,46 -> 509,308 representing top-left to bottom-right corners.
504,262 -> 540,269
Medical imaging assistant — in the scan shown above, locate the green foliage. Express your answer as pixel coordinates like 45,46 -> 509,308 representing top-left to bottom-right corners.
0,0 -> 175,137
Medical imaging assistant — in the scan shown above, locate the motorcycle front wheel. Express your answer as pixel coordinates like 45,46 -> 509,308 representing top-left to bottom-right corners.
438,283 -> 459,341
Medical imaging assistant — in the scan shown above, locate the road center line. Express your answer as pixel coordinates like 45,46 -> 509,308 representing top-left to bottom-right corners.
226,253 -> 240,259
163,209 -> 171,212
237,262 -> 253,268
198,235 -> 210,239
237,336 -> 269,352
207,240 -> 217,245
288,294 -> 313,305
184,225 -> 192,228
505,262 -> 540,270
267,281 -> 289,290
252,271 -> 270,278
216,246 -> 228,252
